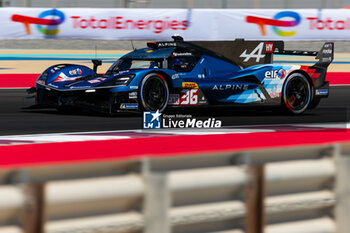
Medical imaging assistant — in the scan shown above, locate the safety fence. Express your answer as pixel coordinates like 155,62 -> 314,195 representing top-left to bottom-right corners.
0,142 -> 349,233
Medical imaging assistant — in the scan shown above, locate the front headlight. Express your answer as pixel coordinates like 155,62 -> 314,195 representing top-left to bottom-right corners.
98,74 -> 135,87
114,74 -> 135,86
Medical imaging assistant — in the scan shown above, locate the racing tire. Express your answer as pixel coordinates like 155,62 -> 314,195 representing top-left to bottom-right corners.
139,73 -> 169,112
281,73 -> 311,115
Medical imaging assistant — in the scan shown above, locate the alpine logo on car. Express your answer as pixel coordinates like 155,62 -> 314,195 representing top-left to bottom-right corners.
158,42 -> 177,47
240,42 -> 265,62
212,84 -> 249,91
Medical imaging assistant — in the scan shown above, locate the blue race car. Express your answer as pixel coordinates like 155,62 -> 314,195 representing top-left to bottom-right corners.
29,36 -> 333,115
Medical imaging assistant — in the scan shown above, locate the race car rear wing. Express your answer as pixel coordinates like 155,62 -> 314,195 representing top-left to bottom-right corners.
274,50 -> 318,56
273,42 -> 334,68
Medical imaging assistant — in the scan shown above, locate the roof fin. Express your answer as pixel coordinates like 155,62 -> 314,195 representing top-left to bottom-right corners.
172,34 -> 184,42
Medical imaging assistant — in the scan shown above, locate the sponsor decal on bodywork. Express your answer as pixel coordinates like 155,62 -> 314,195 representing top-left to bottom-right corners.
316,89 -> 329,95
172,52 -> 193,56
212,84 -> 249,91
168,94 -> 180,105
182,82 -> 199,89
88,77 -> 106,84
265,69 -> 286,79
129,92 -> 138,99
69,68 -> 82,76
180,89 -> 198,105
266,42 -> 273,53
54,72 -> 81,82
120,103 -> 139,109
171,74 -> 180,80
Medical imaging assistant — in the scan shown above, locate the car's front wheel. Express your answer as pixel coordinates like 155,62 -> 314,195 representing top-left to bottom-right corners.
139,73 -> 169,112
282,73 -> 311,115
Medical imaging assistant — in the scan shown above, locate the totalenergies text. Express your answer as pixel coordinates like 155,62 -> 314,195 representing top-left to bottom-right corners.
70,16 -> 189,33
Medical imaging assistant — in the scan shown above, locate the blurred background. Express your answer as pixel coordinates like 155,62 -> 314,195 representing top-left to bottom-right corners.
0,0 -> 347,8
0,1 -> 349,233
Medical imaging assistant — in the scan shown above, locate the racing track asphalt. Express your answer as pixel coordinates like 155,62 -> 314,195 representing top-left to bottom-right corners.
0,86 -> 348,136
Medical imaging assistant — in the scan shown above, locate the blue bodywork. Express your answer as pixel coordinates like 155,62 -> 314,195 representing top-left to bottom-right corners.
34,39 -> 329,112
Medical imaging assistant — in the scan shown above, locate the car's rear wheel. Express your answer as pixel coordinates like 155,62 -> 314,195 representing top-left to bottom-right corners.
282,73 -> 311,115
139,73 -> 169,112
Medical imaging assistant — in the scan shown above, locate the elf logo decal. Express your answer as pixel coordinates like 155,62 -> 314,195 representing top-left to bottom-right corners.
265,69 -> 286,79
240,42 -> 265,62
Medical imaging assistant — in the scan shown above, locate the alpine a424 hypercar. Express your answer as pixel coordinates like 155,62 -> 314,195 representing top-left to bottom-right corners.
29,36 -> 333,115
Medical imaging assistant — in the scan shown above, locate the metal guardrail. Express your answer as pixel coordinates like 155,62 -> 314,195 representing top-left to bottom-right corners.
0,143 -> 349,233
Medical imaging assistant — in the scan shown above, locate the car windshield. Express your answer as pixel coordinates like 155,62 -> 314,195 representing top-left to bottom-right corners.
106,59 -> 164,75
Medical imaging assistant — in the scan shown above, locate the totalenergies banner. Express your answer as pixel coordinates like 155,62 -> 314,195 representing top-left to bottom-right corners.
1,8 -> 350,40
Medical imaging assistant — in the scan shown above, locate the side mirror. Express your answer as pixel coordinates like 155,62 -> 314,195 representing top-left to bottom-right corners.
92,59 -> 102,72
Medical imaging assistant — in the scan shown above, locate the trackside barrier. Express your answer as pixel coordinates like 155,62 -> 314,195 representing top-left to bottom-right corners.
0,143 -> 349,233
3,8 -> 350,41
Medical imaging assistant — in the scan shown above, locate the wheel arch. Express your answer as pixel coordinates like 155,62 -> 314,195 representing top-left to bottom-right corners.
287,69 -> 315,102
138,71 -> 170,112
281,70 -> 312,114
287,69 -> 313,88
144,70 -> 173,90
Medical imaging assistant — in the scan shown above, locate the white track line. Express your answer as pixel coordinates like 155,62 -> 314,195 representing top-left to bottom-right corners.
0,123 -> 347,145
